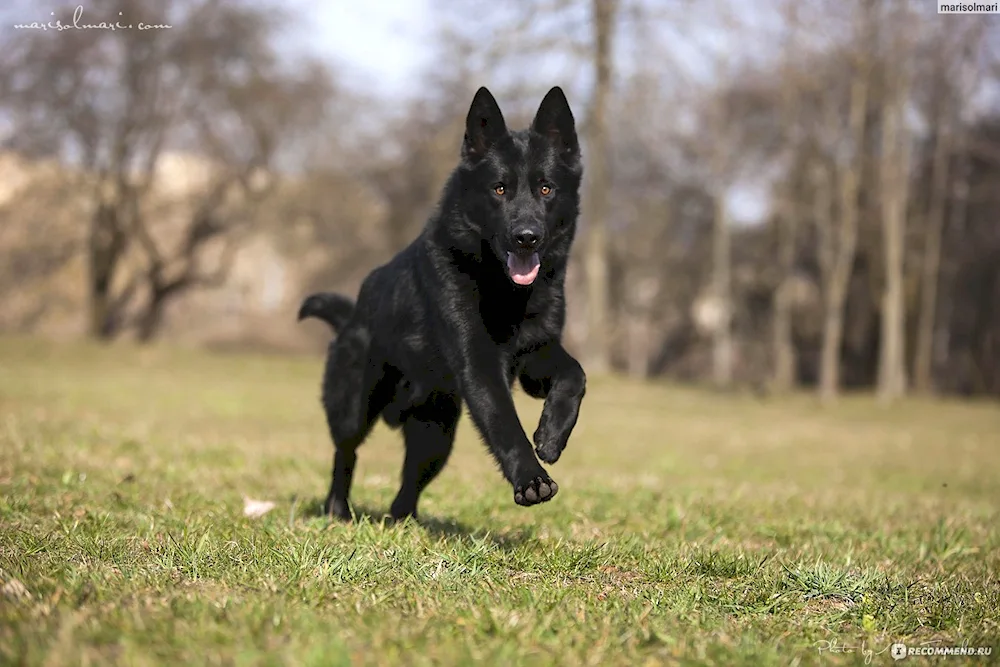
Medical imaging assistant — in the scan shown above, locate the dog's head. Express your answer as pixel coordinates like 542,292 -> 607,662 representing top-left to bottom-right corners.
456,86 -> 582,287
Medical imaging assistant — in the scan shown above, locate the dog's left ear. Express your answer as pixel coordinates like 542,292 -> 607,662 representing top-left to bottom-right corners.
531,86 -> 579,159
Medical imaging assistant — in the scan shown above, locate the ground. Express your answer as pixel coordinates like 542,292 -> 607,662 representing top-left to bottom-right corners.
0,336 -> 998,666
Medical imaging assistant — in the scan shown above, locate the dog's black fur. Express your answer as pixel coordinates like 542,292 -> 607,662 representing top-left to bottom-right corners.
298,86 -> 587,521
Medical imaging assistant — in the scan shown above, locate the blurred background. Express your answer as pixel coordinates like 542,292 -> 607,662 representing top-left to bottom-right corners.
0,0 -> 998,400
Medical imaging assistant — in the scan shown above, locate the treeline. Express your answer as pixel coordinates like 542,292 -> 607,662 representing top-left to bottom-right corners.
1,0 -> 998,399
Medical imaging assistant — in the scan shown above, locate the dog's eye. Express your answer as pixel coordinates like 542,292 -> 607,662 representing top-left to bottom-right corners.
493,184 -> 505,196
540,184 -> 552,196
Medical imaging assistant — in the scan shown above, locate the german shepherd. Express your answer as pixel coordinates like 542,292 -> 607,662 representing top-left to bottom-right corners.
298,86 -> 586,521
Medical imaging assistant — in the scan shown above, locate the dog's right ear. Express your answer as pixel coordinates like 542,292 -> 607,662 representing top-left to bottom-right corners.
463,87 -> 508,162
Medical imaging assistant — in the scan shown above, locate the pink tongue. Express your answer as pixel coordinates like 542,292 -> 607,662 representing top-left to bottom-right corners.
506,252 -> 540,285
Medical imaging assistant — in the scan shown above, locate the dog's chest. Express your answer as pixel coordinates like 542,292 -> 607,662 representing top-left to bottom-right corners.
477,289 -> 561,350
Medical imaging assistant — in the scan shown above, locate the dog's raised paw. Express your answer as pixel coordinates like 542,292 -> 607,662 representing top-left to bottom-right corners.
534,439 -> 562,465
533,418 -> 568,464
513,476 -> 559,506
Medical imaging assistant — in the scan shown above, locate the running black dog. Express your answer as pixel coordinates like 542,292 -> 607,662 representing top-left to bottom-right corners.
298,86 -> 586,521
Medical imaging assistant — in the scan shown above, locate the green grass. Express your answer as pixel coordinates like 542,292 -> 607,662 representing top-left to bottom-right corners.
1,336 -> 998,666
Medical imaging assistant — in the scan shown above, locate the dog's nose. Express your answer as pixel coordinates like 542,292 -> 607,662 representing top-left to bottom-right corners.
513,228 -> 541,250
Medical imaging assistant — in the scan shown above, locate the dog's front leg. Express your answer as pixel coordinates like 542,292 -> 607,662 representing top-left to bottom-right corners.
518,342 -> 586,464
458,355 -> 559,506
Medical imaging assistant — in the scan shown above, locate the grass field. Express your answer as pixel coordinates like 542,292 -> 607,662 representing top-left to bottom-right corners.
1,336 -> 998,666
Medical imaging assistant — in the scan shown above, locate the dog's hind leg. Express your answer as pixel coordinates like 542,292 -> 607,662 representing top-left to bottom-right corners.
518,342 -> 586,465
389,392 -> 461,521
321,325 -> 396,520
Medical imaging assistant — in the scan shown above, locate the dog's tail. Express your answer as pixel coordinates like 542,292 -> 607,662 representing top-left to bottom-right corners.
297,292 -> 355,333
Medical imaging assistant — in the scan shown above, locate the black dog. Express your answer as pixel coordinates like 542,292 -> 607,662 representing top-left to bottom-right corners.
298,86 -> 587,521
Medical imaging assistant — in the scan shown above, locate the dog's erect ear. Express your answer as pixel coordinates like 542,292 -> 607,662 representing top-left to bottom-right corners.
463,87 -> 508,161
531,86 -> 579,158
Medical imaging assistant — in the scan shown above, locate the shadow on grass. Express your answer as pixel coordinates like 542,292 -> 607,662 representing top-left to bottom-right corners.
295,496 -> 536,550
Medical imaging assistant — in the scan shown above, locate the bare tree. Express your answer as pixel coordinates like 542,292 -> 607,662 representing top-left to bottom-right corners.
816,0 -> 877,403
581,0 -> 618,374
771,0 -> 804,392
0,0 -> 331,341
913,22 -> 981,393
709,177 -> 733,388
913,87 -> 952,393
703,3 -> 748,390
876,0 -> 913,403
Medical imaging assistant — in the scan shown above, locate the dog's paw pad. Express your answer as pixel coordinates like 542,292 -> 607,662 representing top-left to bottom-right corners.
514,476 -> 558,506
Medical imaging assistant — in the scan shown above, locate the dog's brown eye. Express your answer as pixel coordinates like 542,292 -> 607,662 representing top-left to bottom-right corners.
540,184 -> 552,196
494,184 -> 505,196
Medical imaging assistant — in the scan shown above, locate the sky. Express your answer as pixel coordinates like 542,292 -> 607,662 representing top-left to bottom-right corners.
286,1 -> 433,99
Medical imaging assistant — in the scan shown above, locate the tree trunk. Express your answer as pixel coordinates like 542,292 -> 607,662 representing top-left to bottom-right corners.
913,117 -> 952,394
583,0 -> 616,375
935,126 -> 971,388
772,218 -> 797,391
819,63 -> 869,403
877,2 -> 911,404
87,202 -> 127,340
88,281 -> 114,340
771,0 -> 802,393
135,291 -> 168,343
626,312 -> 649,378
913,22 -> 982,394
711,192 -> 733,388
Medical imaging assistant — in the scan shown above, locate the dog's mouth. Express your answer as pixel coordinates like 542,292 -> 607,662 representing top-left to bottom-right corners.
506,251 -> 540,286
